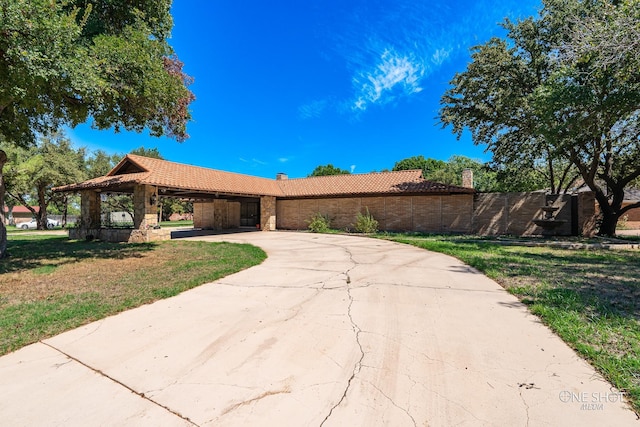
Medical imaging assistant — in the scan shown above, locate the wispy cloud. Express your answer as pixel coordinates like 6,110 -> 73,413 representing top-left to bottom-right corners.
298,99 -> 329,120
326,0 -> 535,114
352,49 -> 425,111
239,157 -> 267,166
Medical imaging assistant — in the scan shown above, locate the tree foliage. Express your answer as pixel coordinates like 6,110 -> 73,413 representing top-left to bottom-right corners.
3,133 -> 86,229
85,150 -> 121,178
0,0 -> 194,146
130,146 -> 164,159
439,0 -> 640,235
308,164 -> 351,177
392,155 -> 446,177
392,155 -> 545,192
0,0 -> 194,255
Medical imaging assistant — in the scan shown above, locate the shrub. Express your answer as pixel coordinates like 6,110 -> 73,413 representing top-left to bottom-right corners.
307,212 -> 331,233
618,214 -> 629,230
354,208 -> 379,233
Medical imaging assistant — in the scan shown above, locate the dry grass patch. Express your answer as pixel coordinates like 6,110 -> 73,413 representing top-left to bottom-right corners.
0,234 -> 266,355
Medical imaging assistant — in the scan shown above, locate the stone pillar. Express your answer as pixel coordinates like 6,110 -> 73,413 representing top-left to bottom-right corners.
133,184 -> 158,229
260,196 -> 276,231
80,190 -> 101,228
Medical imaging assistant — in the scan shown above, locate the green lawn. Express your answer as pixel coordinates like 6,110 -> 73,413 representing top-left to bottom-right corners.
0,234 -> 266,355
159,219 -> 194,227
380,233 -> 640,414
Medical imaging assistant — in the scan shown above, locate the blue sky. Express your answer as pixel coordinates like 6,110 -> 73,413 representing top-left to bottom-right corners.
68,0 -> 542,179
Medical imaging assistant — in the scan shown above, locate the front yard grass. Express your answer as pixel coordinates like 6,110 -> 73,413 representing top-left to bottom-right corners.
0,234 -> 266,356
381,233 -> 640,415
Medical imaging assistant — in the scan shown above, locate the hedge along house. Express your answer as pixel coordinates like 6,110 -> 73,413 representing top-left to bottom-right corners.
54,154 -> 477,242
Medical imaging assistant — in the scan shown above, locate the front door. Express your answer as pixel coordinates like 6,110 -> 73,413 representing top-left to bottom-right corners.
240,201 -> 259,227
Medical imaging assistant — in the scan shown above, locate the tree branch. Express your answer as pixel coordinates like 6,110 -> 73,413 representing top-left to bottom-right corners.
620,201 -> 640,216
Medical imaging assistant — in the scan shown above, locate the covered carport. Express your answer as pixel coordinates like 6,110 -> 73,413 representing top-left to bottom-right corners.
54,154 -> 282,243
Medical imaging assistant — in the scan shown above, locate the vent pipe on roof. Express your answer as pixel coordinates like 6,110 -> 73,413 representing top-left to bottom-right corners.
462,168 -> 474,189
276,172 -> 288,180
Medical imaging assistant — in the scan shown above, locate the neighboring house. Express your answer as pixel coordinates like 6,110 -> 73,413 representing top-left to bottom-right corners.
622,188 -> 640,228
54,154 -> 597,242
3,205 -> 39,226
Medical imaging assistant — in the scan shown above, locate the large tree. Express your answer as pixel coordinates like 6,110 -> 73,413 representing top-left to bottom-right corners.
0,0 -> 194,255
4,133 -> 86,229
440,0 -> 640,235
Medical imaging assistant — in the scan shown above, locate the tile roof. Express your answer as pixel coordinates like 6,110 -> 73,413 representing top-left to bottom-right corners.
54,155 -> 474,197
4,205 -> 39,214
55,154 -> 283,197
276,170 -> 474,197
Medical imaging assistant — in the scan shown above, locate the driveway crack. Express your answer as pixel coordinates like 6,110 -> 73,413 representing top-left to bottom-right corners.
40,341 -> 199,426
319,285 -> 364,426
365,380 -> 417,427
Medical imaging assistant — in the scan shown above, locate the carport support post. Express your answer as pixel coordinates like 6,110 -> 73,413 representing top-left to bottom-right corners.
80,190 -> 101,228
133,184 -> 158,229
260,196 -> 276,231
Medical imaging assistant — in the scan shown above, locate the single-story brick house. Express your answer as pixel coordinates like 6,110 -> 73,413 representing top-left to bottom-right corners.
3,205 -> 39,226
54,154 -> 480,242
54,154 -> 597,242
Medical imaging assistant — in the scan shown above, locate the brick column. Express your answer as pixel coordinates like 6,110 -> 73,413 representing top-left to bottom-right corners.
133,184 -> 158,229
80,190 -> 101,228
462,169 -> 474,189
260,196 -> 276,231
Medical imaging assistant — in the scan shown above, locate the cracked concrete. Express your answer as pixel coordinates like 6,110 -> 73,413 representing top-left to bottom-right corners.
0,231 -> 637,426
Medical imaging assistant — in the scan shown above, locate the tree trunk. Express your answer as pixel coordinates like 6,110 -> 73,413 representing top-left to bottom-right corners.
0,150 -> 8,258
36,185 -> 47,229
599,210 -> 619,237
594,187 -> 624,237
62,194 -> 68,227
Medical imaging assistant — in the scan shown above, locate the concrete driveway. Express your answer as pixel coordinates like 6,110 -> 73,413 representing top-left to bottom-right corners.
0,232 -> 637,426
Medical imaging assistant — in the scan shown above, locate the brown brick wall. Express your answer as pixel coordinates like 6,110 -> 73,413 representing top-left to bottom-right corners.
384,197 -> 413,231
276,195 -> 475,233
473,193 -> 507,235
443,194 -> 473,233
193,191 -> 597,236
193,201 -> 215,229
472,193 -> 574,236
228,202 -> 241,228
361,197 -> 386,230
506,193 -> 546,236
578,192 -> 598,236
213,200 -> 228,229
412,196 -> 441,232
545,194 -> 572,236
622,202 -> 640,222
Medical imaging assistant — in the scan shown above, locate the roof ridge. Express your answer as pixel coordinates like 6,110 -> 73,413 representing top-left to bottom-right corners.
126,154 -> 276,182
282,169 -> 423,182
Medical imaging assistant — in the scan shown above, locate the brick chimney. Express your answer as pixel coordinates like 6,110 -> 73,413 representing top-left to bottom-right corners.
276,172 -> 288,180
462,168 -> 474,189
